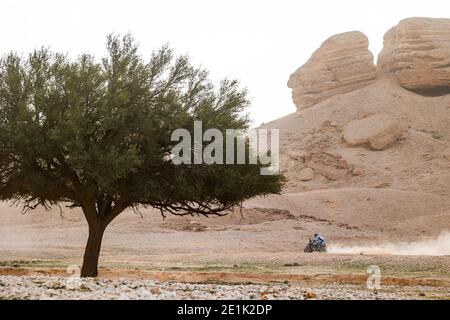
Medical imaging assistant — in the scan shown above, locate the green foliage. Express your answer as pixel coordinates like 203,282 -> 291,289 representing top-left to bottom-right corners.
0,34 -> 285,224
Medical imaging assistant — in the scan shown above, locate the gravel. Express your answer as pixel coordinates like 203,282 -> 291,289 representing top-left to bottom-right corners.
1,275 -> 444,300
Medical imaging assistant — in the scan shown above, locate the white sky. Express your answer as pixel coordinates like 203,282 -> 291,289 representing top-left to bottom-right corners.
1,0 -> 449,125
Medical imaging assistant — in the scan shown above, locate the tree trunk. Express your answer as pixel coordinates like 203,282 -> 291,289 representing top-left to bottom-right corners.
81,223 -> 106,277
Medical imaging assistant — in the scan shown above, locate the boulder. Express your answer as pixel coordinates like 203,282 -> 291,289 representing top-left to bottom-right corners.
298,167 -> 315,181
343,114 -> 404,150
307,161 -> 348,181
288,31 -> 376,110
305,151 -> 350,181
378,17 -> 450,94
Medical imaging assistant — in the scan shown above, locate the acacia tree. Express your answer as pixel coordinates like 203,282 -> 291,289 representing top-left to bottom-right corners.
0,35 -> 285,277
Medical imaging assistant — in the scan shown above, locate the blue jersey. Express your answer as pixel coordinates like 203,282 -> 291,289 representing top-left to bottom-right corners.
314,234 -> 325,244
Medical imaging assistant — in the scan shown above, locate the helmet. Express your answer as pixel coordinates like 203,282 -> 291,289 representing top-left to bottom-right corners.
314,233 -> 318,237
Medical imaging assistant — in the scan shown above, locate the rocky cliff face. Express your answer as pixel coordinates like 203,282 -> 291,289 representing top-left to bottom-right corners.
288,17 -> 450,110
378,17 -> 450,95
287,31 -> 376,110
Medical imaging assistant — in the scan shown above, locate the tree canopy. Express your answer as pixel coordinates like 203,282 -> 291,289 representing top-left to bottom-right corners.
0,34 -> 285,276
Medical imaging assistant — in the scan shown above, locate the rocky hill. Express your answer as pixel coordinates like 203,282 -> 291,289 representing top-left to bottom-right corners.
258,17 -> 450,239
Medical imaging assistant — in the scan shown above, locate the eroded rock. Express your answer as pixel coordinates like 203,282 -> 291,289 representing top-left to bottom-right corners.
342,114 -> 404,150
306,152 -> 349,181
378,17 -> 450,94
298,167 -> 315,181
288,31 -> 376,110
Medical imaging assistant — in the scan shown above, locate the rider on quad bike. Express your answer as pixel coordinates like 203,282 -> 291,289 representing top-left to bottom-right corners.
313,233 -> 325,246
304,233 -> 327,253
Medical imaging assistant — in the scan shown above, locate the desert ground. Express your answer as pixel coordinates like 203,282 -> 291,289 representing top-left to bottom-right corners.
0,196 -> 449,299
1,17 -> 450,300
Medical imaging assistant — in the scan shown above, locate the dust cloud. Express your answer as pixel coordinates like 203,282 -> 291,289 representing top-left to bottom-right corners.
329,231 -> 450,256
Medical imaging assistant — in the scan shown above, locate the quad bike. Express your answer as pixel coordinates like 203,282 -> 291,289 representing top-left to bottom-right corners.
304,239 -> 327,253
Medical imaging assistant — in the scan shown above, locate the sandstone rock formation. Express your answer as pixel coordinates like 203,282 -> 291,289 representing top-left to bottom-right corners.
306,151 -> 349,181
342,114 -> 404,150
287,31 -> 376,110
378,17 -> 450,94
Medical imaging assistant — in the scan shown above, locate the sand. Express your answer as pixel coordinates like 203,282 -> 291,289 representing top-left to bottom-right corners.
1,75 -> 450,299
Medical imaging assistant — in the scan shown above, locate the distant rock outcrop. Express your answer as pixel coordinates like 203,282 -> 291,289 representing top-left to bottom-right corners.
288,18 -> 450,110
342,114 -> 404,150
378,17 -> 450,94
287,31 -> 377,110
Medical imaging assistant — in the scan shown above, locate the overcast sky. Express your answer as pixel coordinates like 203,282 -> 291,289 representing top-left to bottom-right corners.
2,0 -> 448,125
